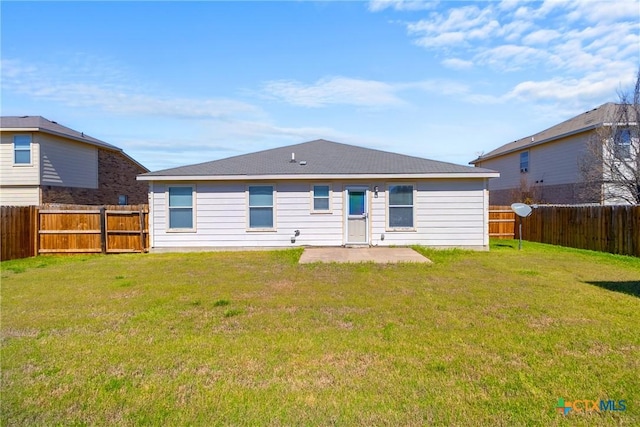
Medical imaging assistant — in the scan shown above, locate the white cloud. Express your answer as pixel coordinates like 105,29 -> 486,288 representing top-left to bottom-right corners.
441,58 -> 474,70
475,44 -> 553,71
505,71 -> 635,104
394,0 -> 639,108
1,57 -> 262,120
368,0 -> 438,12
407,5 -> 501,48
522,29 -> 561,45
403,80 -> 470,96
261,76 -> 405,108
568,0 -> 639,23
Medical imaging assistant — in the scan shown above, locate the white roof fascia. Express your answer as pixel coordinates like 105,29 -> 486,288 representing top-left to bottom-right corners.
0,127 -> 40,132
138,172 -> 500,181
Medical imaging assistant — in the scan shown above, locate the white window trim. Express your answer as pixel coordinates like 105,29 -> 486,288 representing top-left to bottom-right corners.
13,134 -> 33,166
246,184 -> 277,232
310,183 -> 333,214
386,183 -> 416,232
166,184 -> 196,233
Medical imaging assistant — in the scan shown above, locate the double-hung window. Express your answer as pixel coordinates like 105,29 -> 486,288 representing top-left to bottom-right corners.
615,128 -> 632,159
14,135 -> 32,165
312,184 -> 331,212
388,184 -> 414,229
248,185 -> 274,229
520,151 -> 529,173
168,186 -> 194,230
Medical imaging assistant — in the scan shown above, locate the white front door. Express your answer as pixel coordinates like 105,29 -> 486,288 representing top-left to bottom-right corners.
346,187 -> 368,244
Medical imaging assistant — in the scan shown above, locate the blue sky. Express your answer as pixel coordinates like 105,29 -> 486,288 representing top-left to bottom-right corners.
2,0 -> 639,171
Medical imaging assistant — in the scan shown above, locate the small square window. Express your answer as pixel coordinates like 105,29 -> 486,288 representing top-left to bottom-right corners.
118,195 -> 128,205
312,185 -> 331,212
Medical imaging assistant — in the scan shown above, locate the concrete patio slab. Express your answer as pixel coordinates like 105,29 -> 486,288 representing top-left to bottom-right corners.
298,247 -> 432,264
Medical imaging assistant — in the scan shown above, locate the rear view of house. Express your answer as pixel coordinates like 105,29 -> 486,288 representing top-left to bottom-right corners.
138,140 -> 499,251
0,116 -> 149,206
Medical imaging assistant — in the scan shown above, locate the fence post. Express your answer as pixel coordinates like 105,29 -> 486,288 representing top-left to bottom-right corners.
32,206 -> 39,257
100,207 -> 107,254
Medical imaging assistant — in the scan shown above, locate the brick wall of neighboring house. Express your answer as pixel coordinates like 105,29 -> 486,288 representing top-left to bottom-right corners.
490,183 -> 600,205
41,149 -> 148,205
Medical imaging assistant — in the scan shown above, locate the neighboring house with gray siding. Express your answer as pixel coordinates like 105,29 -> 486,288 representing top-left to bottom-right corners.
0,116 -> 148,206
138,139 -> 499,251
470,103 -> 638,205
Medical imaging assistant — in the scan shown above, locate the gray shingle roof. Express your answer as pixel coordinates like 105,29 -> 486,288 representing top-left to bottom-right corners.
470,102 -> 624,164
141,139 -> 497,178
1,116 -> 148,172
0,116 -> 119,150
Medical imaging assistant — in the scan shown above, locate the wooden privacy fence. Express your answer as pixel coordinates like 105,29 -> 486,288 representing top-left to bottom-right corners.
1,204 -> 149,260
521,204 -> 640,257
489,206 -> 516,239
1,206 -> 38,261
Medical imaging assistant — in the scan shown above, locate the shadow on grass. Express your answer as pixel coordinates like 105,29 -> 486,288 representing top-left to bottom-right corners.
586,280 -> 640,298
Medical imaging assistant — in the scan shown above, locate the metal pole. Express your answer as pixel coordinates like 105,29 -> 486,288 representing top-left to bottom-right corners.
518,217 -> 522,250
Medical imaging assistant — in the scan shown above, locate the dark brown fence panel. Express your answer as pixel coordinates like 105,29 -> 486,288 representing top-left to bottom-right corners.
1,206 -> 38,261
521,205 -> 640,257
489,206 -> 515,239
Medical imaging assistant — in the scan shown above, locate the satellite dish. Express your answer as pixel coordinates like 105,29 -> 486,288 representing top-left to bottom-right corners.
510,203 -> 534,250
511,203 -> 533,218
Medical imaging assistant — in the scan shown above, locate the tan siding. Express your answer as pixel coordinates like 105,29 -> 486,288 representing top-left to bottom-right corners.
0,132 -> 40,186
0,186 -> 40,206
476,152 -> 523,191
528,134 -> 589,185
478,132 -> 591,196
40,134 -> 98,188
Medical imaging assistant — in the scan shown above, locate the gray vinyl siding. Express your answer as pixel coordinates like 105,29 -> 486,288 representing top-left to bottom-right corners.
40,134 -> 98,188
150,178 -> 489,250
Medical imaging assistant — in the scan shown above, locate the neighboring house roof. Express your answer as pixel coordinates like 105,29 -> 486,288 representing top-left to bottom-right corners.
0,116 -> 148,172
469,102 -> 622,164
139,139 -> 498,181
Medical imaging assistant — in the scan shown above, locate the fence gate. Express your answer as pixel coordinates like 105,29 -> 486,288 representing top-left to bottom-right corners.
37,205 -> 148,255
488,206 -> 515,239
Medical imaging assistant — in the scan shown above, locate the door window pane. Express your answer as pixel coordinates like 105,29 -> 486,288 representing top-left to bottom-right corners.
349,191 -> 365,215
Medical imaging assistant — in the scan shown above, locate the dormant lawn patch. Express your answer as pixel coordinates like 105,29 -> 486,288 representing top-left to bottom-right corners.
2,242 -> 638,426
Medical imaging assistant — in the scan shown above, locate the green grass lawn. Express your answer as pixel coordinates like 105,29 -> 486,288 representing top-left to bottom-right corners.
1,241 -> 639,426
